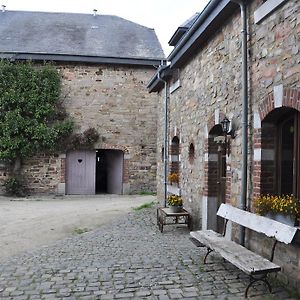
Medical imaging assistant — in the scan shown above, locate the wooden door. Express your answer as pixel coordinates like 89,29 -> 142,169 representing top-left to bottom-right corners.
106,150 -> 123,194
217,144 -> 226,233
66,150 -> 96,195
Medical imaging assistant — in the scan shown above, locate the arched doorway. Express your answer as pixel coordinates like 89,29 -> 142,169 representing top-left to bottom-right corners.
207,124 -> 226,233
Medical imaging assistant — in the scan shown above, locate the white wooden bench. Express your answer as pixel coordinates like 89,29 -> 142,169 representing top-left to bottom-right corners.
190,203 -> 298,297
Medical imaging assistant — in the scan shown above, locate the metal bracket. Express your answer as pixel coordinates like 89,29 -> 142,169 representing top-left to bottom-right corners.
204,248 -> 213,264
270,239 -> 278,262
245,273 -> 272,298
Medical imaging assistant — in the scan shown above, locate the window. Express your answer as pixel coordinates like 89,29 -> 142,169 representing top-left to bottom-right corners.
188,143 -> 195,164
277,111 -> 300,198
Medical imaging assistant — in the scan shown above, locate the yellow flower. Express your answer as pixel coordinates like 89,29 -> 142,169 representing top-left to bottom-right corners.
253,194 -> 300,219
167,194 -> 183,206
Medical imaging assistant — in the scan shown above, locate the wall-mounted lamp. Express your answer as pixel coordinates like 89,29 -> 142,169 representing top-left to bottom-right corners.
219,117 -> 236,156
220,117 -> 236,139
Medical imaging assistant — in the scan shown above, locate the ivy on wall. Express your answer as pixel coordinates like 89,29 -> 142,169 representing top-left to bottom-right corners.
0,61 -> 74,163
0,61 -> 75,195
0,61 -> 74,162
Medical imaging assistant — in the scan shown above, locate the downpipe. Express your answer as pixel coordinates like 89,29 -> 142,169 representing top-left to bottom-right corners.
230,0 -> 248,246
157,63 -> 169,207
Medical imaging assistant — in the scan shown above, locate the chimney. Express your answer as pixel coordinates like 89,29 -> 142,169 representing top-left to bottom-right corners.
93,9 -> 97,16
2,5 -> 6,12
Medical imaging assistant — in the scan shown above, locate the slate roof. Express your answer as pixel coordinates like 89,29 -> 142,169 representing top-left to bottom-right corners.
0,10 -> 164,65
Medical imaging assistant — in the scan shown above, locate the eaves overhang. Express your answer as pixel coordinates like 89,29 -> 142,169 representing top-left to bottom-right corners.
168,0 -> 238,69
147,65 -> 173,93
0,52 -> 163,67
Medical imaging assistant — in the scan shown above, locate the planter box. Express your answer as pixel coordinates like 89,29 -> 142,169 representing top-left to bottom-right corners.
265,212 -> 296,226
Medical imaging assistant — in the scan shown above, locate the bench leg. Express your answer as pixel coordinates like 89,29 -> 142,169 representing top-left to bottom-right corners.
245,274 -> 272,298
203,247 -> 213,264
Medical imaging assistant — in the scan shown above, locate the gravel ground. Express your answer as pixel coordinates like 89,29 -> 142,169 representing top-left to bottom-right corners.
0,194 -> 155,260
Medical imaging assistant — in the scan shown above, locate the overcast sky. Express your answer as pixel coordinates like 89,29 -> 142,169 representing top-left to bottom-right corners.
3,0 -> 210,56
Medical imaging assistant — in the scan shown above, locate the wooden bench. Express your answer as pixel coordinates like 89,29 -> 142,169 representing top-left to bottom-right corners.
190,203 -> 298,297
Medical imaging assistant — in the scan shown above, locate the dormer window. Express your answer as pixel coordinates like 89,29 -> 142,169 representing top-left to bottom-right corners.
254,0 -> 287,24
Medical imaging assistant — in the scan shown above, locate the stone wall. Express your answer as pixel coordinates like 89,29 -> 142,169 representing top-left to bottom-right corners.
156,8 -> 242,229
156,0 -> 300,287
1,63 -> 159,195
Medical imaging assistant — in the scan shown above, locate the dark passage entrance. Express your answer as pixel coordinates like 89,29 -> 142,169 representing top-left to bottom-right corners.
96,149 -> 124,194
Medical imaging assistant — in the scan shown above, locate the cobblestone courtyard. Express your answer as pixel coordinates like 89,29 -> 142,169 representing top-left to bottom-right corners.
0,205 -> 296,299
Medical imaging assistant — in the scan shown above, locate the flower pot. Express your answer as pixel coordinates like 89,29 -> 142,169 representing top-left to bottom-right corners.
265,212 -> 296,226
169,205 -> 183,213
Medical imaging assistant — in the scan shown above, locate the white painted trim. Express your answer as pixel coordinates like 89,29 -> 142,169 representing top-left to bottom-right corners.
57,183 -> 66,194
254,148 -> 261,161
225,221 -> 232,241
214,108 -> 220,125
59,153 -> 66,159
170,80 -> 181,94
254,0 -> 287,24
202,196 -> 208,230
167,185 -> 181,196
226,154 -> 231,164
204,125 -> 209,138
274,84 -> 284,108
204,153 -> 209,162
253,112 -> 261,129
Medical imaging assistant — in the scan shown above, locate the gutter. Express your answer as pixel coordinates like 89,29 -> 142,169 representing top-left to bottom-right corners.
0,52 -> 163,67
157,63 -> 169,207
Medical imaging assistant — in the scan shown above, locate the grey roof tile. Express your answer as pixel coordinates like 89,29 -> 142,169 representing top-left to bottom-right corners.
0,10 -> 164,61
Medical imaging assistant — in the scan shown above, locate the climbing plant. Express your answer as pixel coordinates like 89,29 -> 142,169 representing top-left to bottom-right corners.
0,61 -> 73,177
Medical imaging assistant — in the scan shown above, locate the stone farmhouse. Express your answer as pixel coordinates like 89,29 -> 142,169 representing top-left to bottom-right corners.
0,9 -> 164,195
148,0 -> 300,287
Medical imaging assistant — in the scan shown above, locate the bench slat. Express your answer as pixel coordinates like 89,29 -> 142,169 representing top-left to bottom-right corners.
190,230 -> 281,275
217,204 -> 298,244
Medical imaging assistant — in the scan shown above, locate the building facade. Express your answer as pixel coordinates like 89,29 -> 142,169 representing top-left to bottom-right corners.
149,0 -> 300,288
0,10 -> 164,195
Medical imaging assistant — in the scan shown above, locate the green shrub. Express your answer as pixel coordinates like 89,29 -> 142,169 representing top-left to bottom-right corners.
4,177 -> 26,196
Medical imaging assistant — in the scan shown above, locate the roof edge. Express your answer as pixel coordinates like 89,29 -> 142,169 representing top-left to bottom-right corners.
0,52 -> 164,67
147,65 -> 174,93
168,0 -> 238,67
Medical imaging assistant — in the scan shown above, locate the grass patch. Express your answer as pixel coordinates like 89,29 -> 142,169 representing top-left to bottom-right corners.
133,201 -> 157,211
74,228 -> 89,235
138,191 -> 157,196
